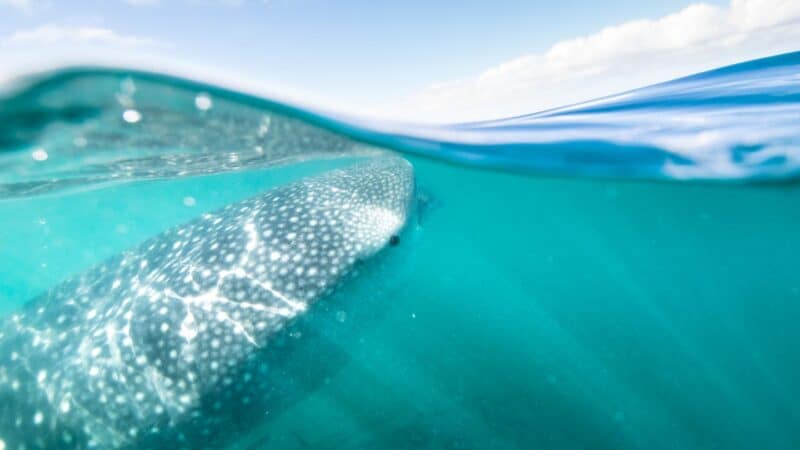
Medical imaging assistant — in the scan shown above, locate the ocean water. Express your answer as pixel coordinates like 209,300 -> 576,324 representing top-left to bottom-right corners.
0,52 -> 799,449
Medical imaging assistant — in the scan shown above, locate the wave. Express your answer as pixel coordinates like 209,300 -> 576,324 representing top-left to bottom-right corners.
1,50 -> 799,197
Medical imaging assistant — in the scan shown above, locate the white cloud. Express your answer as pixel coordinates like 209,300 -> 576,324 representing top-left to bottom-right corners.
0,26 -> 168,85
6,25 -> 161,47
0,0 -> 38,11
392,0 -> 800,122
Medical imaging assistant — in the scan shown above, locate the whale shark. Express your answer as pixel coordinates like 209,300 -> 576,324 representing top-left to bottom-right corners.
0,156 -> 414,450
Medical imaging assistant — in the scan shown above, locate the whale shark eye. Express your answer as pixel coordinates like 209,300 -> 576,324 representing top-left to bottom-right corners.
389,235 -> 401,246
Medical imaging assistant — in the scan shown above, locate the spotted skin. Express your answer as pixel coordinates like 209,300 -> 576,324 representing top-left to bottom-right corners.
0,156 -> 414,450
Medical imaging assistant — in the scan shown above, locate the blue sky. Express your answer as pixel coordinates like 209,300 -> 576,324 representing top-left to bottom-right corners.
1,0 -> 798,121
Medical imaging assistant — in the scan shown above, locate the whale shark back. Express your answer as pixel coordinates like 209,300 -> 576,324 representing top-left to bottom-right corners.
0,156 -> 414,450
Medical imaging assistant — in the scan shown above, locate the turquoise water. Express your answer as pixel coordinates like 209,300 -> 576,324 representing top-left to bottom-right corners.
1,52 -> 800,449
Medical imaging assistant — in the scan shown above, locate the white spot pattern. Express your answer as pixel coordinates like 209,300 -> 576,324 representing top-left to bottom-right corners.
0,157 -> 413,449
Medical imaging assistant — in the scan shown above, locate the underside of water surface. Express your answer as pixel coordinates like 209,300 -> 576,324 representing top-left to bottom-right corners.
0,52 -> 799,450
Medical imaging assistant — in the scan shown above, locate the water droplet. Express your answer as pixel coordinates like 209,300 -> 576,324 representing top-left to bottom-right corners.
194,93 -> 213,111
123,109 -> 142,123
31,148 -> 48,161
183,196 -> 197,207
257,115 -> 271,137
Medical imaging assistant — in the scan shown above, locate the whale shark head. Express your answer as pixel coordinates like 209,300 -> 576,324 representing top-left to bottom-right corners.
0,156 -> 414,450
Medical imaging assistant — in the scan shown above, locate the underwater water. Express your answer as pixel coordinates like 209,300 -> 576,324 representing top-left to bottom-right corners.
0,51 -> 799,449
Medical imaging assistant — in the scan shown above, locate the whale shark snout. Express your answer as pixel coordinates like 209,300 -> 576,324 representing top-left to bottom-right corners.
0,156 -> 414,450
